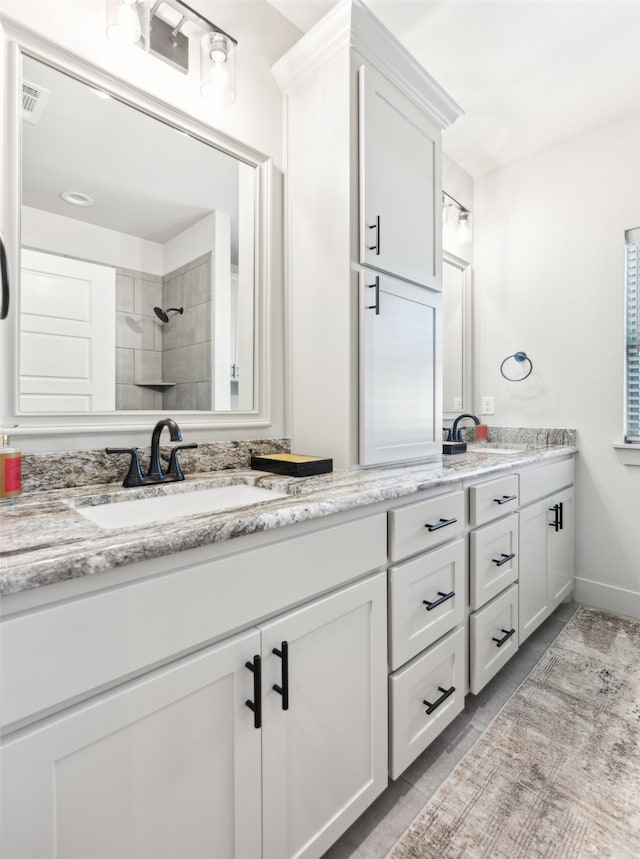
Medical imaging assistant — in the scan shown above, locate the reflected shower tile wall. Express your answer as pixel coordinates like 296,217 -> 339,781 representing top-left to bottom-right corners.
115,269 -> 163,410
162,253 -> 212,411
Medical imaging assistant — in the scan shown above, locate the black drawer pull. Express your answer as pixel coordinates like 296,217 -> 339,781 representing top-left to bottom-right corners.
549,503 -> 560,532
272,641 -> 289,711
367,215 -> 381,254
492,552 -> 516,567
423,590 -> 455,611
245,655 -> 262,729
367,276 -> 380,315
425,516 -> 458,532
558,501 -> 564,531
492,628 -> 516,648
423,685 -> 455,715
494,494 -> 517,505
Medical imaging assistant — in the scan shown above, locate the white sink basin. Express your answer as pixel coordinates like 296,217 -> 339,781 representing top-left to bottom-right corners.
74,484 -> 289,530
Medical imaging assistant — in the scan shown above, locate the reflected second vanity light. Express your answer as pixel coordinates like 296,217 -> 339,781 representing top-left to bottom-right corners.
0,17 -> 274,442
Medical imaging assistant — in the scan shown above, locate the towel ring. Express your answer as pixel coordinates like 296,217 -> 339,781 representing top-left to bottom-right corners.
500,351 -> 533,382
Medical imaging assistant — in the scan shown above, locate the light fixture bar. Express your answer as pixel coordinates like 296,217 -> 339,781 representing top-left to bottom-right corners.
149,0 -> 237,76
442,190 -> 470,215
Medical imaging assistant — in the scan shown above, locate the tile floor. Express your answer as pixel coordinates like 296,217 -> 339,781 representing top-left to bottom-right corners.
324,601 -> 579,859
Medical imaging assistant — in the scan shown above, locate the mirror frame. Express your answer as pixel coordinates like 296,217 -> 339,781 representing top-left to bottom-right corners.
442,250 -> 473,419
0,21 -> 275,443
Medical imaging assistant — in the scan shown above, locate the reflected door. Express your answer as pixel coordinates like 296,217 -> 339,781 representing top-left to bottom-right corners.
20,250 -> 115,412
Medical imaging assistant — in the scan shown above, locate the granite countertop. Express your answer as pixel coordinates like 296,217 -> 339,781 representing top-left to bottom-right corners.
0,443 -> 576,597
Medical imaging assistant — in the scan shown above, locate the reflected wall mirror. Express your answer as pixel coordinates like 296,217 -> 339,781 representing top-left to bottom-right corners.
19,54 -> 254,415
442,251 -> 472,417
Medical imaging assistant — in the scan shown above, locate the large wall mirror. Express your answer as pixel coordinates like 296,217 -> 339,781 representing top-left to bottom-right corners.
1,27 -> 275,439
442,251 -> 472,417
19,54 -> 255,415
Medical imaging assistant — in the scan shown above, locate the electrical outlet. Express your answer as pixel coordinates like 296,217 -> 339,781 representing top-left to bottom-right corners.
481,396 -> 495,415
453,396 -> 462,410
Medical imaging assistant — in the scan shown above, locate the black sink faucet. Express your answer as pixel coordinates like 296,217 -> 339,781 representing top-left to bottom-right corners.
148,417 -> 182,480
451,413 -> 481,443
106,418 -> 197,487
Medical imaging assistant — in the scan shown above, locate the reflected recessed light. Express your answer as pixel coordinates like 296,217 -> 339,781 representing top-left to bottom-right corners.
60,190 -> 94,207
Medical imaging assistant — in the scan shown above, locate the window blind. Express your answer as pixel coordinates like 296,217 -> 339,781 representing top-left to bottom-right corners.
626,239 -> 640,442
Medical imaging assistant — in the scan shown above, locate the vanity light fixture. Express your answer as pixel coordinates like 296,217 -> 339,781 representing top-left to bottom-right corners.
442,191 -> 472,245
107,0 -> 237,106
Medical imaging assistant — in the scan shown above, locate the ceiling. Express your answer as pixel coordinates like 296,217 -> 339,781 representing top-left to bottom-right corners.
268,0 -> 640,177
22,55 -> 240,248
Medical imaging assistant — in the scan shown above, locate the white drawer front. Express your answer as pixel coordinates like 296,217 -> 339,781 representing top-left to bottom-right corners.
469,474 -> 519,527
469,583 -> 519,695
469,514 -> 519,610
389,539 -> 465,671
389,626 -> 465,779
519,458 -> 574,506
388,491 -> 464,562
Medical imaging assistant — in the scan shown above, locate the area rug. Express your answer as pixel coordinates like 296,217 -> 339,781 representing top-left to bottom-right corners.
386,607 -> 640,859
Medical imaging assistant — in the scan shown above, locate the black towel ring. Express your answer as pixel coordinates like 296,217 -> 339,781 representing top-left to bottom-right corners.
500,351 -> 533,382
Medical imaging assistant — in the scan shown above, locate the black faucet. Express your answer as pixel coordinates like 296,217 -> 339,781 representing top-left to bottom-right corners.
451,413 -> 481,443
148,418 -> 182,480
106,418 -> 198,487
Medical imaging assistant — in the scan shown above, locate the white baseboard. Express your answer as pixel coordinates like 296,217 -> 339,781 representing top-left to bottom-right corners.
574,577 -> 640,621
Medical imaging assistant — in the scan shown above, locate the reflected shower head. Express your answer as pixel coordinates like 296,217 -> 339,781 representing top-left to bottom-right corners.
153,306 -> 183,323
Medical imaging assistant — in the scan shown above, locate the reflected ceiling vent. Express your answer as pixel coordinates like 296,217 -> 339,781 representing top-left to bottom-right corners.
22,80 -> 50,125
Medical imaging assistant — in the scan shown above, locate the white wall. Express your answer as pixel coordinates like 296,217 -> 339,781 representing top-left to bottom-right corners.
22,205 -> 164,274
474,110 -> 640,618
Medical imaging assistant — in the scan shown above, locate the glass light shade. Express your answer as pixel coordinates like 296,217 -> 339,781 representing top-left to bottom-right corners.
106,0 -> 149,50
200,32 -> 236,106
456,210 -> 472,244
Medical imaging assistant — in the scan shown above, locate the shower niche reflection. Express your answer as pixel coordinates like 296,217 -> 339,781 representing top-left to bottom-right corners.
19,54 -> 255,414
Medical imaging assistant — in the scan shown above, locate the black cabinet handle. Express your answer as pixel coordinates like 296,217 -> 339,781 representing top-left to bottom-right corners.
492,552 -> 516,567
423,590 -> 455,611
492,628 -> 516,648
558,501 -> 564,531
549,503 -> 560,532
0,232 -> 9,320
367,276 -> 380,315
367,215 -> 381,254
423,685 -> 455,715
245,655 -> 262,729
425,517 -> 457,532
493,494 -> 517,505
272,641 -> 289,711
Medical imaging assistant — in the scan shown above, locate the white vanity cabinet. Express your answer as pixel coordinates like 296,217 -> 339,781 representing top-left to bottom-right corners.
1,518 -> 388,859
387,487 -> 467,779
360,272 -> 441,465
273,0 -> 461,468
359,65 -> 441,290
467,474 -> 520,694
518,459 -> 575,642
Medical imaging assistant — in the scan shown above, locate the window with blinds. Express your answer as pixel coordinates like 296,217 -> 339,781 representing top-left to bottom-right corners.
626,232 -> 640,442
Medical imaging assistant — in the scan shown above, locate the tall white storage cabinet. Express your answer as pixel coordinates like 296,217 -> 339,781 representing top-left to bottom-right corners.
273,0 -> 462,468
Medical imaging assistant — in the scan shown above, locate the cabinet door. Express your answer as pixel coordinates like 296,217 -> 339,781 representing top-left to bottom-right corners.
260,572 -> 387,859
518,498 -> 550,643
360,270 -> 441,465
0,630 -> 262,859
548,487 -> 575,609
359,65 -> 441,289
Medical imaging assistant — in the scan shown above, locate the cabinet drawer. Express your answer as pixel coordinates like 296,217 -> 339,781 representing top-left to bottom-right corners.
388,491 -> 464,562
389,539 -> 465,671
469,514 -> 519,610
469,583 -> 519,695
469,475 -> 519,527
519,458 -> 574,506
389,626 -> 465,779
